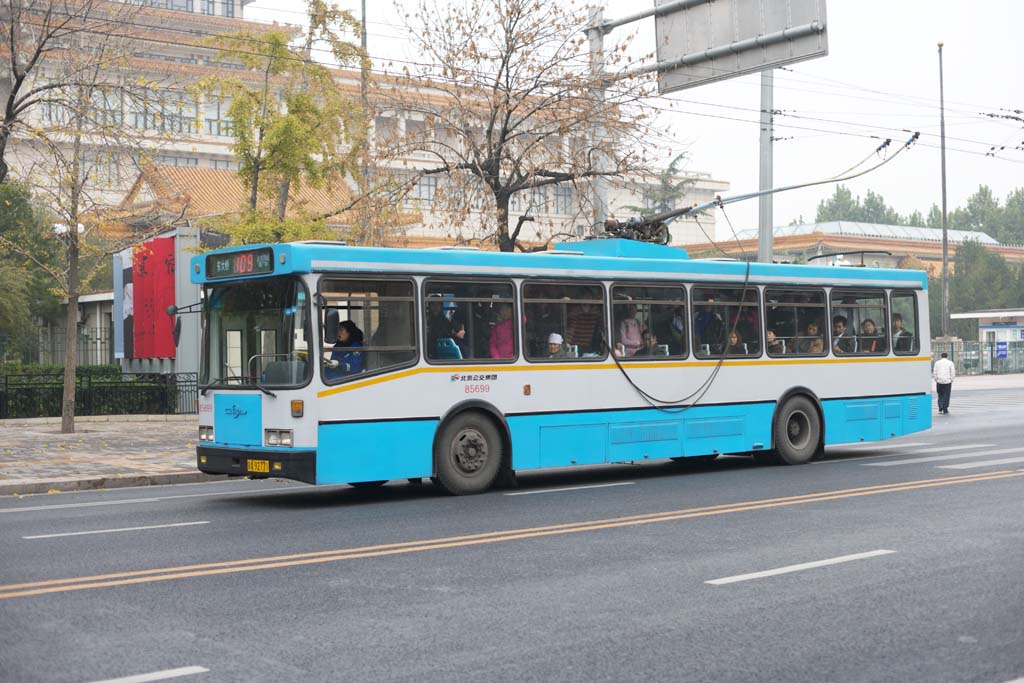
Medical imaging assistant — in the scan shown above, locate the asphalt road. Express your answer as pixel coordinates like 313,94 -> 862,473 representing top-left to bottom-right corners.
1,390 -> 1023,683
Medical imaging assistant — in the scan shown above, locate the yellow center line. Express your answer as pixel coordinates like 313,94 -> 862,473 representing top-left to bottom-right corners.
1,470 -> 1019,600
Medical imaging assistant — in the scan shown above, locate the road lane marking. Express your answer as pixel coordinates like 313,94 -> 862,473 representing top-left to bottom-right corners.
939,456 -> 1024,470
705,549 -> 897,585
867,447 -> 1024,467
819,444 -> 995,464
87,666 -> 209,683
23,521 -> 210,540
0,470 -> 1019,601
830,441 -> 930,450
0,488 -> 295,514
504,482 -> 635,496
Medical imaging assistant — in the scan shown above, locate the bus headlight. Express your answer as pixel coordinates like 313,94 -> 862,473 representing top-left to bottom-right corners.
264,429 -> 293,447
199,426 -> 214,441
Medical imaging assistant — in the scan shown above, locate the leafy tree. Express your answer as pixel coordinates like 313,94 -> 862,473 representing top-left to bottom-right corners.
999,188 -> 1024,245
380,0 -> 657,251
948,240 -> 1018,338
198,3 -> 364,223
620,152 -> 693,218
212,211 -> 335,246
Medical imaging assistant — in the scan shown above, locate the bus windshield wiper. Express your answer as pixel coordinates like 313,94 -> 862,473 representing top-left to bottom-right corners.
200,376 -> 276,397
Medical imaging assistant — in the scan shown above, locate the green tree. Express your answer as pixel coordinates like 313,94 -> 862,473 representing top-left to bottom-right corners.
860,190 -> 903,224
621,153 -> 694,217
815,185 -> 861,222
198,2 -> 364,227
949,240 -> 1017,338
1000,188 -> 1024,245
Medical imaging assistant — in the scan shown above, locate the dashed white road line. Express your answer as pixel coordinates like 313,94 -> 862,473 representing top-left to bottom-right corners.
0,487 -> 290,514
705,549 -> 897,586
505,482 -> 635,496
830,441 -> 931,450
86,665 -> 209,683
862,444 -> 1008,467
938,456 -> 1024,470
23,521 -> 210,540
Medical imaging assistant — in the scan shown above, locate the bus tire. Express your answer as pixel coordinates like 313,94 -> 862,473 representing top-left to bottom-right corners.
772,395 -> 821,465
434,411 -> 503,495
348,480 -> 387,488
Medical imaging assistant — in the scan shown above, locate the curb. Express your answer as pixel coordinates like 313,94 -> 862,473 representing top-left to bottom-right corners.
0,414 -> 198,426
0,471 -> 229,496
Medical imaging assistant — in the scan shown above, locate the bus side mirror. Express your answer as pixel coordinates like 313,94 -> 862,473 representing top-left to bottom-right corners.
324,309 -> 339,343
172,317 -> 182,347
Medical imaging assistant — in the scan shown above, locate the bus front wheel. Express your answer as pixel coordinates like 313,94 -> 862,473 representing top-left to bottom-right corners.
772,396 -> 821,465
434,412 -> 503,495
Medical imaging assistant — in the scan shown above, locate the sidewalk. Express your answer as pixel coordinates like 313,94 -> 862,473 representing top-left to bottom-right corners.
2,373 -> 1022,496
0,415 -> 220,496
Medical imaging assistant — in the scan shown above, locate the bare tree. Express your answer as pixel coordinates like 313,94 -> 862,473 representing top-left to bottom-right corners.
373,0 -> 659,251
1,0 -> 182,432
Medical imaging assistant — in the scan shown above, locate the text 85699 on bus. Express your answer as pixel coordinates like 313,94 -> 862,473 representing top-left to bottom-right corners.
192,239 -> 931,495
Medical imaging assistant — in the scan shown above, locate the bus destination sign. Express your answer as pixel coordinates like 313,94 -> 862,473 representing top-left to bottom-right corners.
206,248 -> 274,279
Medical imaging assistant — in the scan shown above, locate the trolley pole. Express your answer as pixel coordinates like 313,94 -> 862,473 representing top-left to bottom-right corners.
757,70 -> 774,263
938,41 -> 950,339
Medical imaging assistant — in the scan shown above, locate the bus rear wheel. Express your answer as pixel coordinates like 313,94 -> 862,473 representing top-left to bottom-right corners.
772,396 -> 821,465
434,412 -> 503,495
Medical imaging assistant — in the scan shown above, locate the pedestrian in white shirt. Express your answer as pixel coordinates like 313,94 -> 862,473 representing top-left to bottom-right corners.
932,352 -> 955,414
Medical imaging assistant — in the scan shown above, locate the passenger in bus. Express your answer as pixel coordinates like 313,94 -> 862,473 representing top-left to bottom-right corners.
452,315 -> 470,359
426,297 -> 454,357
632,331 -> 661,357
796,321 -> 824,354
766,328 -> 785,355
618,300 -> 644,356
488,303 -> 515,359
832,315 -> 857,354
667,305 -> 687,355
695,303 -> 725,352
859,318 -> 885,353
567,303 -> 601,354
726,331 -> 747,355
892,313 -> 914,352
327,320 -> 364,378
547,333 -> 570,359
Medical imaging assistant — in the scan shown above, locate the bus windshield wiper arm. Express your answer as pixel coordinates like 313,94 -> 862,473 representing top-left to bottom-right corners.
252,383 -> 276,398
200,377 -> 277,397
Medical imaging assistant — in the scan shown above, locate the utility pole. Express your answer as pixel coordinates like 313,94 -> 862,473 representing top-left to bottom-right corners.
586,6 -> 609,235
938,41 -> 950,339
757,70 -> 774,263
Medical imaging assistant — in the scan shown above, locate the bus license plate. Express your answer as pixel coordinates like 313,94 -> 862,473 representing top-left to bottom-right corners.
247,459 -> 270,474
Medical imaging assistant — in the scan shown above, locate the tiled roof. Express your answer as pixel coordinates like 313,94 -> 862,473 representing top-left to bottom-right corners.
121,164 -> 360,222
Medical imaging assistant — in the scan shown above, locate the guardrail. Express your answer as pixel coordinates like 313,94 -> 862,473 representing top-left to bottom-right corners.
0,371 -> 198,419
931,341 -> 1024,376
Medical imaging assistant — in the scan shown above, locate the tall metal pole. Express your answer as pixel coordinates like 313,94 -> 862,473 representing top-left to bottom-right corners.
938,42 -> 950,338
587,7 -> 609,235
757,69 -> 774,262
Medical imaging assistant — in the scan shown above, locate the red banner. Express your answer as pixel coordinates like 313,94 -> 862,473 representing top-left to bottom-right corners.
132,237 -> 176,359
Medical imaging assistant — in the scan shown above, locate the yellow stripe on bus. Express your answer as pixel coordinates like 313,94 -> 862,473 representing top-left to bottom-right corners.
316,355 -> 930,398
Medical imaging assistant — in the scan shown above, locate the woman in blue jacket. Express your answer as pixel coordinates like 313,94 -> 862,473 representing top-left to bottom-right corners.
328,320 -> 364,378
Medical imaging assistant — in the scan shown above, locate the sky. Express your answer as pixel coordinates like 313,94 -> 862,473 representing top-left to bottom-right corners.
244,0 -> 1024,238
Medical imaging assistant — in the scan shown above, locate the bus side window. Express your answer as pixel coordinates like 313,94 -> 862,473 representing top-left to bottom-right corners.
523,282 -> 606,361
611,284 -> 687,359
831,288 -> 888,355
764,288 -> 827,357
319,279 -> 417,382
422,280 -> 516,362
891,290 -> 919,355
692,285 -> 761,358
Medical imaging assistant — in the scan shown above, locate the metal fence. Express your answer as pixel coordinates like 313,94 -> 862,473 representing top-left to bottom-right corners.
931,341 -> 1024,376
0,371 -> 197,419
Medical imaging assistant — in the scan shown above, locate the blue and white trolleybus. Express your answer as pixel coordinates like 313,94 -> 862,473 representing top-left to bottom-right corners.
193,238 -> 931,494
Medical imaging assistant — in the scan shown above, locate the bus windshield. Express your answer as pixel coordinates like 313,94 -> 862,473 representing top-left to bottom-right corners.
201,276 -> 311,388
